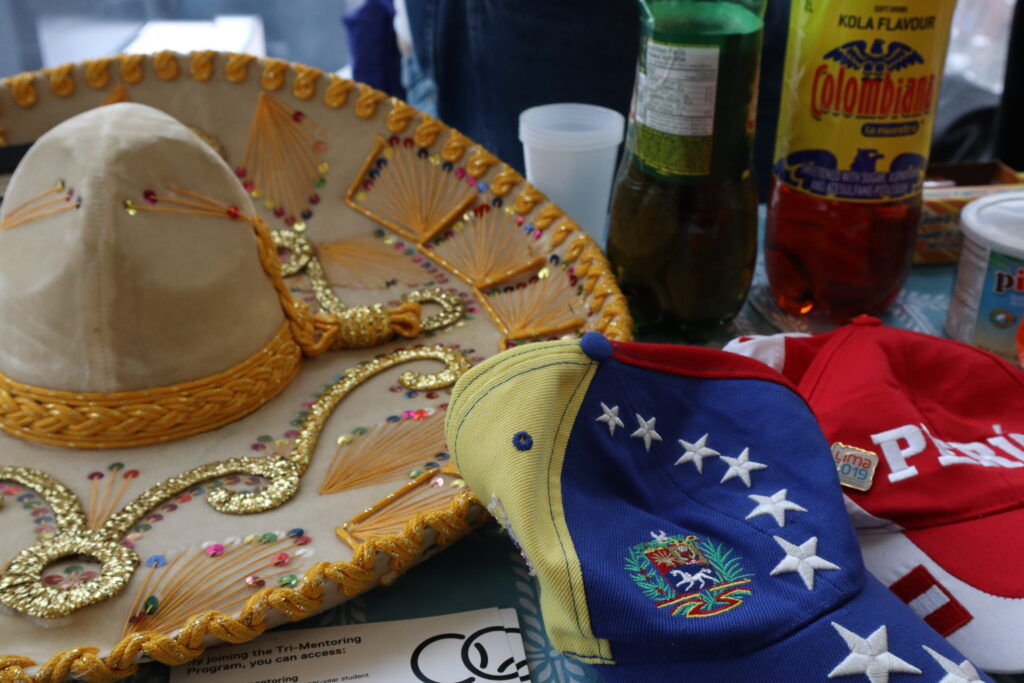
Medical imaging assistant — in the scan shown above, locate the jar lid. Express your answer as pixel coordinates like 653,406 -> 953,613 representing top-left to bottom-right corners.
961,191 -> 1024,260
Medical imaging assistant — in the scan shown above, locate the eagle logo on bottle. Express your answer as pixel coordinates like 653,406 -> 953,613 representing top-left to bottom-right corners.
824,39 -> 924,81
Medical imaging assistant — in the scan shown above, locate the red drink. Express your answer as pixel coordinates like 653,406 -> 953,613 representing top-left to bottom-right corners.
765,0 -> 955,323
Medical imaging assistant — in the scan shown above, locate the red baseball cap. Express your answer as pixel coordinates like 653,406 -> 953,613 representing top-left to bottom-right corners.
725,317 -> 1024,674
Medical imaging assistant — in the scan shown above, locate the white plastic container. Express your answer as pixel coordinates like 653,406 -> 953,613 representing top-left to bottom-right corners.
945,191 -> 1024,363
519,104 -> 625,246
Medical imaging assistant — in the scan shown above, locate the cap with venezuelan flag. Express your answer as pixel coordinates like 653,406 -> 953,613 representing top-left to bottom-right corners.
444,332 -> 990,682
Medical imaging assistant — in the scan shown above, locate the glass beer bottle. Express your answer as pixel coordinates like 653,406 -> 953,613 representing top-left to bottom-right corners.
765,0 -> 956,322
607,0 -> 766,337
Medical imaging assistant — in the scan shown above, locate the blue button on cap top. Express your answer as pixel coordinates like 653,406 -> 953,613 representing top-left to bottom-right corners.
580,332 -> 613,361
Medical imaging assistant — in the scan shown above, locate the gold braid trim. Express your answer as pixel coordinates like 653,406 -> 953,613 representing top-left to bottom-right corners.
292,65 -> 321,101
489,165 -> 523,197
261,58 -> 287,91
225,53 -> 255,83
41,65 -> 74,97
465,149 -> 499,179
83,58 -> 112,89
153,51 -> 180,80
412,115 -> 444,148
250,217 -> 421,351
0,492 -> 484,683
189,51 -> 216,82
323,75 -> 354,108
354,84 -> 387,119
117,55 -> 144,84
7,74 -> 37,108
0,322 -> 301,449
385,99 -> 417,133
513,184 -> 545,215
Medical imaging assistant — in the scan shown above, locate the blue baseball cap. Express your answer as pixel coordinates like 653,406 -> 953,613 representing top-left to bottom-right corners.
445,332 -> 992,682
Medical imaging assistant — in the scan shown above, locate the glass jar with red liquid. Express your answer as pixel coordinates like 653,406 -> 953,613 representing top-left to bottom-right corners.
765,0 -> 956,323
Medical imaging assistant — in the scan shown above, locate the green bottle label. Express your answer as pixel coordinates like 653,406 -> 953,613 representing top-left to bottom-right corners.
631,39 -> 720,178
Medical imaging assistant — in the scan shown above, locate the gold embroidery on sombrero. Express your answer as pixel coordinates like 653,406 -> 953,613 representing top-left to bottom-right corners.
117,54 -> 144,84
237,92 -> 327,228
412,114 -> 445,148
489,165 -> 525,198
485,270 -> 585,342
440,128 -> 471,162
428,204 -> 545,290
336,469 -> 469,548
323,74 -> 354,108
318,232 -> 439,289
152,51 -> 179,80
83,58 -> 112,89
0,322 -> 301,449
345,136 -> 477,244
42,65 -> 74,98
278,229 -> 465,331
101,84 -> 129,105
319,408 -> 447,494
385,99 -> 417,133
549,216 -> 579,247
225,53 -> 255,83
0,490 -> 479,683
0,181 -> 79,232
534,203 -> 565,230
189,51 -> 216,82
122,531 -> 315,638
261,58 -> 287,91
512,183 -> 545,215
0,344 -> 472,619
292,65 -> 321,101
125,189 -> 424,350
354,83 -> 387,119
465,149 -> 499,180
7,73 -> 37,108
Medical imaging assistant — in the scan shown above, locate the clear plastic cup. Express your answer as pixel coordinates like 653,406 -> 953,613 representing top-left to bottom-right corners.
519,104 -> 625,246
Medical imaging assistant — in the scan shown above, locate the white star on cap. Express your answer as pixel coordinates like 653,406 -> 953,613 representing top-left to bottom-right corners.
770,536 -> 840,590
719,447 -> 767,488
827,623 -> 921,682
922,645 -> 983,683
675,434 -> 720,473
746,489 -> 807,527
595,402 -> 624,436
630,414 -> 662,452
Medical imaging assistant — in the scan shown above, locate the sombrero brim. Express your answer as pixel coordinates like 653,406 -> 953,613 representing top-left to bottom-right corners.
0,51 -> 630,681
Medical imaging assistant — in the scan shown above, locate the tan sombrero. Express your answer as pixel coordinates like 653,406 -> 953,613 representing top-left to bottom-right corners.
0,52 -> 631,682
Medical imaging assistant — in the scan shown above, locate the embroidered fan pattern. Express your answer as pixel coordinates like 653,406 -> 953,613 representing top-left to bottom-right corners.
319,408 -> 448,494
486,269 -> 585,342
426,205 -> 545,291
0,181 -> 80,232
336,470 -> 469,548
346,136 -> 477,244
237,92 -> 329,228
123,530 -> 314,638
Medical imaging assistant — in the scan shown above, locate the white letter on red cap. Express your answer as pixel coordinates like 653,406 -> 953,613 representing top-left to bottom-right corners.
871,425 -> 926,483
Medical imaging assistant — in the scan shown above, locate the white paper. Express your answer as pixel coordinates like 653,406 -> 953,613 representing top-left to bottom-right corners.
170,608 -> 531,683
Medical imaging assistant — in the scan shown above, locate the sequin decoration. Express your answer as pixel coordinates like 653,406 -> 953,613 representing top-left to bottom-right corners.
0,345 -> 471,619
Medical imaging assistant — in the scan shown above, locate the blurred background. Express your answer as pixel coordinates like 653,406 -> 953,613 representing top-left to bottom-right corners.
0,0 -> 1019,184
